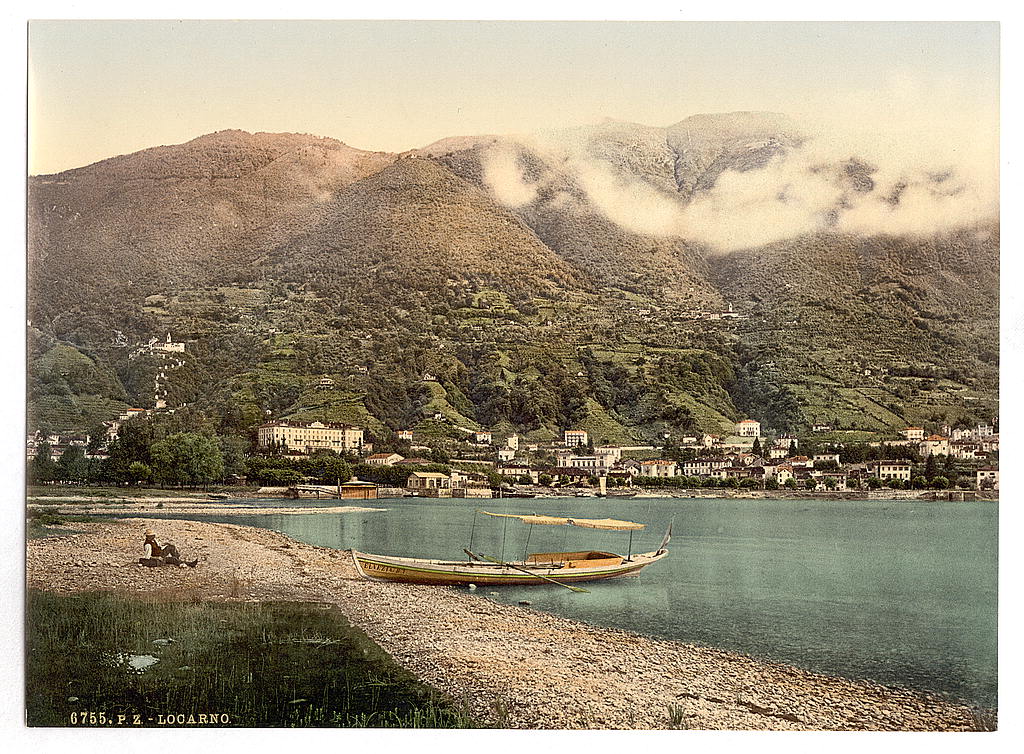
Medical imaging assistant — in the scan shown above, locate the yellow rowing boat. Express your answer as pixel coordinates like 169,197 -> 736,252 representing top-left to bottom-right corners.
351,511 -> 670,587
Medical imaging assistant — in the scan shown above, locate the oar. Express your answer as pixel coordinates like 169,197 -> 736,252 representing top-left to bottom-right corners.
465,549 -> 589,593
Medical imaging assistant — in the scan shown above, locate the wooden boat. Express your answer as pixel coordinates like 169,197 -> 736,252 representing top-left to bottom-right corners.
351,511 -> 670,588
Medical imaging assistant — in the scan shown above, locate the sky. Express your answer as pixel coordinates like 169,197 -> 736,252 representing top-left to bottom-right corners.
27,20 -> 999,175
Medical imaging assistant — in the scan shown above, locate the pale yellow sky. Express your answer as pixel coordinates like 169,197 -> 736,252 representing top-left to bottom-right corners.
28,20 -> 999,175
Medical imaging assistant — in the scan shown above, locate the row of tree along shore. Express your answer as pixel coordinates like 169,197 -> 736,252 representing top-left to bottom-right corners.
27,408 -> 996,495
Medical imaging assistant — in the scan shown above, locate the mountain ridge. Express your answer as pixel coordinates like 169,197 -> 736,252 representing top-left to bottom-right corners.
27,114 -> 999,442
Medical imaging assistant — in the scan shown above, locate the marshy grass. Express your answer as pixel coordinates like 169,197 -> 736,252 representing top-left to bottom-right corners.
26,590 -> 476,728
667,702 -> 690,729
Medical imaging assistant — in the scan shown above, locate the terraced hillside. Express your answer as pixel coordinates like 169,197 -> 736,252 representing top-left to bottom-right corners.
26,115 -> 999,443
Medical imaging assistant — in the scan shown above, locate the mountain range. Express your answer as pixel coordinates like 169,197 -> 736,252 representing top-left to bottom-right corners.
27,113 -> 999,446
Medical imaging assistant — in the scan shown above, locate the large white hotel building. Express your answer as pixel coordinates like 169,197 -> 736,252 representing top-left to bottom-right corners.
257,421 -> 364,454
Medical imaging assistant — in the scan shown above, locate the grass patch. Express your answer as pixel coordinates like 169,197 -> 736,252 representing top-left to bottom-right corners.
26,590 -> 476,728
26,509 -> 102,539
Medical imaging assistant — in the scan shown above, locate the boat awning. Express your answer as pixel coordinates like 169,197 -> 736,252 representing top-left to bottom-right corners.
481,511 -> 645,531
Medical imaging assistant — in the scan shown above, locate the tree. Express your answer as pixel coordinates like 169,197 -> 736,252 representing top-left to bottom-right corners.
86,424 -> 108,455
752,437 -> 762,456
866,477 -> 883,489
264,468 -> 304,486
784,478 -> 798,489
220,435 -> 249,480
29,443 -> 58,484
127,461 -> 152,485
943,454 -> 958,485
924,454 -> 937,481
56,445 -> 89,484
150,433 -> 225,488
931,476 -> 950,489
911,475 -> 928,489
764,478 -> 779,490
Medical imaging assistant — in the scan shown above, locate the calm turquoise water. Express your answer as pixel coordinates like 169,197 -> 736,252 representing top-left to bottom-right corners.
151,496 -> 997,707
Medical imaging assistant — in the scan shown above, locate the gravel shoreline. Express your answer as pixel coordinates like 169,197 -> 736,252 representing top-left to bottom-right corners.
28,500 -> 385,516
26,517 -> 993,730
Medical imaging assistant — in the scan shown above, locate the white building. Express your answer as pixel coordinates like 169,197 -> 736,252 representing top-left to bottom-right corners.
563,430 -> 589,447
497,464 -> 539,484
475,431 -> 493,444
773,464 -> 794,485
736,419 -> 761,437
682,457 -> 728,477
950,441 -> 982,461
366,453 -> 403,466
397,429 -> 414,441
556,452 -> 608,471
976,466 -> 999,490
979,436 -> 999,453
639,460 -> 678,478
258,421 -> 364,454
814,472 -> 849,490
918,435 -> 950,457
776,435 -> 799,451
813,453 -> 841,465
505,434 -> 520,451
119,407 -> 147,422
902,427 -> 925,441
497,448 -> 516,462
868,460 -> 912,482
155,333 -> 186,353
406,471 -> 451,497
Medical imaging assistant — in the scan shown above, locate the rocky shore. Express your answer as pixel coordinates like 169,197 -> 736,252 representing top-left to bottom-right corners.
27,499 -> 384,516
26,518 -> 992,730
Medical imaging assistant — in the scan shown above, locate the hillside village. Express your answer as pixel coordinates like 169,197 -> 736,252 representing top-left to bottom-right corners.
29,406 -> 999,498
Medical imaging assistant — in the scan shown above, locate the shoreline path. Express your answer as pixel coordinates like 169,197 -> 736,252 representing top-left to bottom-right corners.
26,517 -> 990,730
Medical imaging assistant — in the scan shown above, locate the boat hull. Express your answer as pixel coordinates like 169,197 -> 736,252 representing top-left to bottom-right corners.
351,549 -> 668,586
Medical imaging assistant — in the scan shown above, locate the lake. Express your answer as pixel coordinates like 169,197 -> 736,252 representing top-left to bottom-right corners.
153,495 -> 998,707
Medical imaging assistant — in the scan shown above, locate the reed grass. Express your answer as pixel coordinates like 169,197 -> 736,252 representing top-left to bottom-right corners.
26,590 -> 475,728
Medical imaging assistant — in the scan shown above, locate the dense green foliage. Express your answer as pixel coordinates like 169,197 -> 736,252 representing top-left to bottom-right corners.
149,433 -> 225,487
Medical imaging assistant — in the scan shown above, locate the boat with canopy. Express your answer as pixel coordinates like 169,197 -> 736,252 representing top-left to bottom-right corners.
351,511 -> 670,591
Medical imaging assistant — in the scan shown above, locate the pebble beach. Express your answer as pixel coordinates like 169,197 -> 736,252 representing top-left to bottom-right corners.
26,517 -> 993,730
